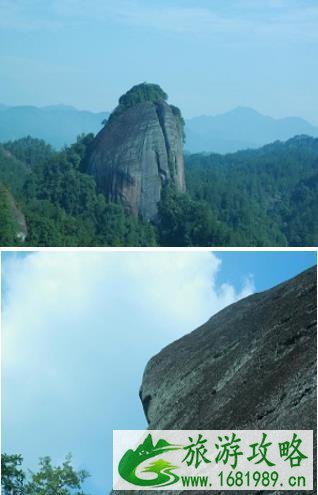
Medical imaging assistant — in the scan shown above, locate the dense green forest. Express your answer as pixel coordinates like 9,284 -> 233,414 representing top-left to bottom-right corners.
185,135 -> 318,246
0,134 -> 317,246
0,136 -> 157,246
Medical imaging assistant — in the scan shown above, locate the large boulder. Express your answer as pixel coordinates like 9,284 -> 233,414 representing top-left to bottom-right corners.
114,267 -> 316,495
140,267 -> 316,434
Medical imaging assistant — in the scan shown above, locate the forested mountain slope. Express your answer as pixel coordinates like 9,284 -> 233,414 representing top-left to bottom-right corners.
185,135 -> 318,246
0,135 -> 317,247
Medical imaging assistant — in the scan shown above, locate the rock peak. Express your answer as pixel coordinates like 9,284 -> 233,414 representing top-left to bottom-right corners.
87,84 -> 185,220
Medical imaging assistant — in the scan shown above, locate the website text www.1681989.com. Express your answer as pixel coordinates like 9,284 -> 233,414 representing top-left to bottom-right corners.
180,470 -> 307,489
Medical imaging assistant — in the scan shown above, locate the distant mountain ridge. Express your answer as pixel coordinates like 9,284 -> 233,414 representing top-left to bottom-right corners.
0,104 -> 109,148
185,106 -> 318,153
0,103 -> 317,153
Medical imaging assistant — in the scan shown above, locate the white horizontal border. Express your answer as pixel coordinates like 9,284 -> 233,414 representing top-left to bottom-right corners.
0,246 -> 317,252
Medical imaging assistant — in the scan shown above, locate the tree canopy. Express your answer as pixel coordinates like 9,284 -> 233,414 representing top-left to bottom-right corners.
0,134 -> 317,247
1,454 -> 25,495
118,83 -> 168,107
1,453 -> 89,495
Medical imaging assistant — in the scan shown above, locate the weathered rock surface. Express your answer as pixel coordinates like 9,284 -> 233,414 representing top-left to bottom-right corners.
0,183 -> 27,242
87,84 -> 185,220
115,267 -> 317,495
140,266 -> 316,433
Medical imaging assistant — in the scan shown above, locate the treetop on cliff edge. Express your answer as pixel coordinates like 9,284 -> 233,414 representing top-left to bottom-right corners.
107,82 -> 185,131
119,82 -> 168,107
107,83 -> 185,128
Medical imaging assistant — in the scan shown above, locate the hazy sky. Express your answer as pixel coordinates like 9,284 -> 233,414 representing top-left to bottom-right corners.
0,0 -> 317,122
1,250 -> 316,494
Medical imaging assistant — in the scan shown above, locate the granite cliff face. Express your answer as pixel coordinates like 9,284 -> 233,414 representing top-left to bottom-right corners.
140,266 -> 316,433
118,266 -> 316,495
87,83 -> 185,220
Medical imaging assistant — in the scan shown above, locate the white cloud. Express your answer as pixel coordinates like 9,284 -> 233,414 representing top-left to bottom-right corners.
2,251 -> 253,368
1,251 -> 253,492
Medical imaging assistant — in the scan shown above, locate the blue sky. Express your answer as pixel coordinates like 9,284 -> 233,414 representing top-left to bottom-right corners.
0,0 -> 317,122
1,250 -> 316,494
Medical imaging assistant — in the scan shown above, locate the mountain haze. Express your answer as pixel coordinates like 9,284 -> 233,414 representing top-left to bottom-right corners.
185,106 -> 318,153
0,104 -> 108,148
1,103 -> 317,154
